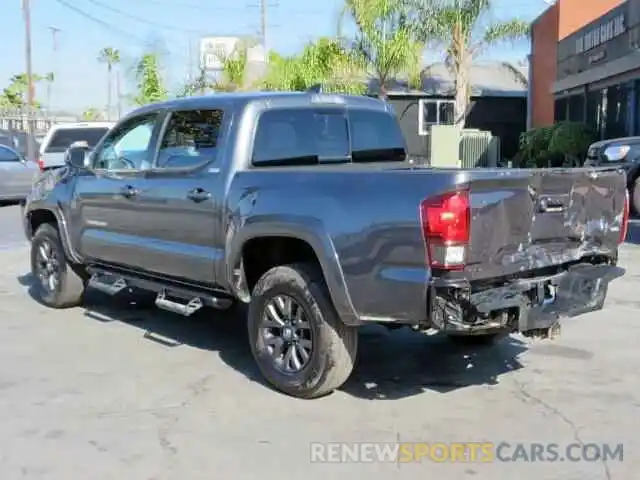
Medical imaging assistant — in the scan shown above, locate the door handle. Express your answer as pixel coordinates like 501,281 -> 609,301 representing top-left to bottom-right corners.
120,185 -> 140,198
187,187 -> 211,202
538,197 -> 565,213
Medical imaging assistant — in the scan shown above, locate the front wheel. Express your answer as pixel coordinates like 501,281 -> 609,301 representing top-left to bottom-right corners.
248,263 -> 358,399
30,223 -> 87,308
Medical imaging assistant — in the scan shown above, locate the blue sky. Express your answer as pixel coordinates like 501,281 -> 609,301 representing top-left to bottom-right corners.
2,0 -> 550,114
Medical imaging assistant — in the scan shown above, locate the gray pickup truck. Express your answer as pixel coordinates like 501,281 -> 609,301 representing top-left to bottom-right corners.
22,92 -> 628,398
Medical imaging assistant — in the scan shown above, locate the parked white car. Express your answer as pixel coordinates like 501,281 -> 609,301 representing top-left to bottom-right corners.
38,122 -> 114,171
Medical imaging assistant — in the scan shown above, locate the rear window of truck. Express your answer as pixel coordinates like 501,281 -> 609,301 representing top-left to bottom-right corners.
44,127 -> 110,153
252,108 -> 406,166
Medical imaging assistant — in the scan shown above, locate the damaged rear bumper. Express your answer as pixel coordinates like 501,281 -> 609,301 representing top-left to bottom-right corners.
429,262 -> 625,336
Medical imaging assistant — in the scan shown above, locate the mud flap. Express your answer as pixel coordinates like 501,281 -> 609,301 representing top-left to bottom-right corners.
518,264 -> 625,338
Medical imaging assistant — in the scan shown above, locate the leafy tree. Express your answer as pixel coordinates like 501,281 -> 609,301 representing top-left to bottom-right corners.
213,39 -> 254,92
413,0 -> 529,126
82,107 -> 103,120
340,0 -> 424,99
0,73 -> 44,109
98,47 -> 121,119
262,37 -> 365,94
176,67 -> 212,98
132,53 -> 168,106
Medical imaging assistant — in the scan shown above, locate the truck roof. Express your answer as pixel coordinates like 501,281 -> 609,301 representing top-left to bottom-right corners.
127,91 -> 392,118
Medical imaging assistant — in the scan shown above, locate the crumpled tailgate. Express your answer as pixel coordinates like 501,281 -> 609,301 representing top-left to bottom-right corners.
465,167 -> 626,281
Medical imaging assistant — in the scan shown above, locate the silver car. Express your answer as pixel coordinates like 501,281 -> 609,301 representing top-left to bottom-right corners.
0,145 -> 39,201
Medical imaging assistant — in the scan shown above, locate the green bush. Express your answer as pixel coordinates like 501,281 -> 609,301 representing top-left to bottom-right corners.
548,122 -> 596,166
518,125 -> 557,167
515,122 -> 595,168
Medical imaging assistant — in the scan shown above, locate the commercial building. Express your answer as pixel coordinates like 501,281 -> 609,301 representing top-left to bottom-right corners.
529,0 -> 640,140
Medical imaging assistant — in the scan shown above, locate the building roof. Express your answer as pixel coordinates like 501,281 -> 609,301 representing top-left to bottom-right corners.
369,61 -> 529,97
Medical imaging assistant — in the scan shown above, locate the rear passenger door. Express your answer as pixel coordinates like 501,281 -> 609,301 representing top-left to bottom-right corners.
131,108 -> 227,285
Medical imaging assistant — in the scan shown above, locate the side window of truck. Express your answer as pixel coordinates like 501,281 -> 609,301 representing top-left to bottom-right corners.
155,109 -> 224,169
93,113 -> 158,171
252,108 -> 349,165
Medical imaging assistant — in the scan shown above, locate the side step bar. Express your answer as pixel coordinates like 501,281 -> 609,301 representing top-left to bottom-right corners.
155,291 -> 203,316
87,267 -> 234,316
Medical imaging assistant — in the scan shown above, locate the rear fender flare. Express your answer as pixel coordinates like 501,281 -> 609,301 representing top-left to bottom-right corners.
226,220 -> 361,326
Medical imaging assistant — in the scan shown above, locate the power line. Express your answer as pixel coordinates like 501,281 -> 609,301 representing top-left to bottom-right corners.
53,0 -> 147,43
80,0 -> 207,34
131,0 -> 329,16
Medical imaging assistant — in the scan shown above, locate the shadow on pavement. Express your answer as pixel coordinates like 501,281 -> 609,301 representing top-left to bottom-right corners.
17,273 -> 527,400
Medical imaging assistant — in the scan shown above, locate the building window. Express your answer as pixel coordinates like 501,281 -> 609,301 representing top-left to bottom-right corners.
604,84 -> 628,139
554,98 -> 567,122
567,94 -> 585,122
586,89 -> 604,140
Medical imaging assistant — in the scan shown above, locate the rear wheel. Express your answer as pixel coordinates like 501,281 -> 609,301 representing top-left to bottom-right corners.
248,263 -> 358,399
30,223 -> 87,308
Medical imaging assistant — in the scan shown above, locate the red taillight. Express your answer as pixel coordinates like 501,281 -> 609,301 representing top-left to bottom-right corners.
37,157 -> 45,171
420,190 -> 470,270
620,190 -> 630,244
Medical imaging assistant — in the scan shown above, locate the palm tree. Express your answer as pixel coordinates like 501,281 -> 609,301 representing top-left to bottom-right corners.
413,0 -> 529,126
340,0 -> 424,99
97,47 -> 121,120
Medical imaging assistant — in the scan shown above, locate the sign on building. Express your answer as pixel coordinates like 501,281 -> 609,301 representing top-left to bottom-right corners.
575,13 -> 626,54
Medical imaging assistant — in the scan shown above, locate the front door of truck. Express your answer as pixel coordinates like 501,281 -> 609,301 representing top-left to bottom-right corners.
69,111 -> 164,267
129,108 -> 228,285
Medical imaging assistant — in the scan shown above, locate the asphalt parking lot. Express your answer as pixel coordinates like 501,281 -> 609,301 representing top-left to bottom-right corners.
0,202 -> 638,479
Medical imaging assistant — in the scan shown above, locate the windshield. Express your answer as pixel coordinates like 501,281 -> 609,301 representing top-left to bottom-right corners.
44,127 -> 110,153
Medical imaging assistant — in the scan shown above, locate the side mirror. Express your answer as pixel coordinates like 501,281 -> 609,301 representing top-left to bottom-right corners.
65,145 -> 90,168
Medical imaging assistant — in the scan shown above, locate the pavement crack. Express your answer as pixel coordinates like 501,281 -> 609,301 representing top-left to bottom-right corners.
513,379 -> 612,480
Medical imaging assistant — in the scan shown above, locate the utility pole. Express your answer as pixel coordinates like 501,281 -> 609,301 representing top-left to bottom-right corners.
116,72 -> 121,119
22,0 -> 36,163
187,36 -> 194,83
48,26 -> 61,114
260,0 -> 267,54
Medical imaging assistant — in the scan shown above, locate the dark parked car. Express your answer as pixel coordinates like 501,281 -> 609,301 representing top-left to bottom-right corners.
585,137 -> 640,214
0,129 -> 40,161
22,92 -> 628,398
